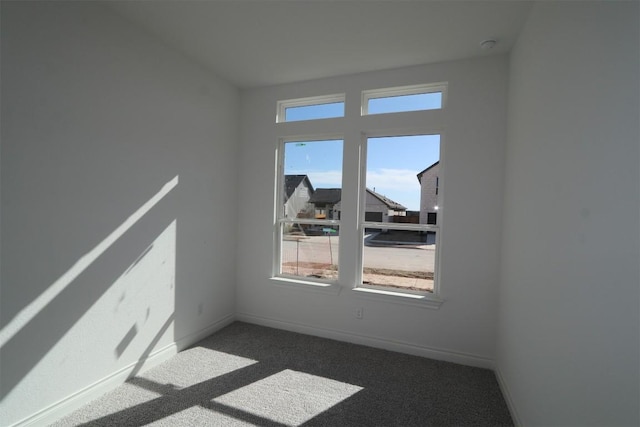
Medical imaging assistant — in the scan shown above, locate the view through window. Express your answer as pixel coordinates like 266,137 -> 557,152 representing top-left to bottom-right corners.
278,139 -> 343,282
277,94 -> 345,123
361,135 -> 440,293
275,84 -> 445,297
362,83 -> 445,115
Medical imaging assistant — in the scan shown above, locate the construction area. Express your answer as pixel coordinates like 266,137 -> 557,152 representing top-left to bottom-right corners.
281,231 -> 435,292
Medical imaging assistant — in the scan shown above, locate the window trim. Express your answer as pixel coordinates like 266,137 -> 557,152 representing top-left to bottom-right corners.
352,286 -> 443,309
273,136 -> 344,289
355,131 -> 444,301
272,84 -> 448,307
276,93 -> 346,123
361,82 -> 447,116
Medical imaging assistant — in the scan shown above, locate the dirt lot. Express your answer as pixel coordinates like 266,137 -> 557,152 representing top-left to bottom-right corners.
281,262 -> 434,292
281,232 -> 435,292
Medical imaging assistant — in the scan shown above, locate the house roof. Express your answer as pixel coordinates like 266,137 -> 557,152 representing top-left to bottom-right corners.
284,175 -> 313,200
308,188 -> 342,205
308,188 -> 406,211
366,188 -> 407,211
416,161 -> 440,184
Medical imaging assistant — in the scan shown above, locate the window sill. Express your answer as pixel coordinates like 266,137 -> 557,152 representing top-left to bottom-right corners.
351,286 -> 443,309
270,276 -> 342,296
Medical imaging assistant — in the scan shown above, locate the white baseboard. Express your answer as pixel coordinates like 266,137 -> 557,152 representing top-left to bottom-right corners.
495,367 -> 522,427
12,314 -> 235,427
236,312 -> 494,369
173,313 -> 236,353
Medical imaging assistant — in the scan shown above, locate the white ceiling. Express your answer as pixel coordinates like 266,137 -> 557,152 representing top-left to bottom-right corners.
109,1 -> 533,89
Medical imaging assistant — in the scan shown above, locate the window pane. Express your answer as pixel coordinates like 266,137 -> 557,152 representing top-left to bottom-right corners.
280,139 -> 342,282
362,230 -> 435,292
285,102 -> 344,122
368,92 -> 442,115
366,135 -> 440,223
283,140 -> 343,220
363,134 -> 439,292
281,224 -> 339,280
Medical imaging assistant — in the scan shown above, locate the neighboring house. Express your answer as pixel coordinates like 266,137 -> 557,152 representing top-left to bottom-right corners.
311,188 -> 406,222
308,188 -> 342,219
417,161 -> 439,224
362,188 -> 407,222
284,175 -> 314,219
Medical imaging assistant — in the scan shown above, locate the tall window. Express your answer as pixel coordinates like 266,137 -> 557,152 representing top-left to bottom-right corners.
274,83 -> 446,303
276,139 -> 343,282
359,135 -> 440,293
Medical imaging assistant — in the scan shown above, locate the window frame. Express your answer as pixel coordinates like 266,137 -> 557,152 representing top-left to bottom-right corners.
273,135 -> 344,289
276,93 -> 346,123
354,131 -> 444,302
272,82 -> 448,307
361,82 -> 447,116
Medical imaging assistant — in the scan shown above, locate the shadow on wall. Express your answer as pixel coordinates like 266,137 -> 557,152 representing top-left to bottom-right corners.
0,176 -> 180,405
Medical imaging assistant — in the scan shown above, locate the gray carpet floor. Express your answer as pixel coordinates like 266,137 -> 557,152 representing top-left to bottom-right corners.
52,322 -> 513,426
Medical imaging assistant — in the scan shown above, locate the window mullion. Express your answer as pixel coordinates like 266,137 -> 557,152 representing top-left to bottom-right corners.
336,129 -> 364,288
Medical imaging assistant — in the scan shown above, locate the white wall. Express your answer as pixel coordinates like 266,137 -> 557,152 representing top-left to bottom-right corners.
497,2 -> 639,425
0,2 -> 239,425
237,55 -> 508,366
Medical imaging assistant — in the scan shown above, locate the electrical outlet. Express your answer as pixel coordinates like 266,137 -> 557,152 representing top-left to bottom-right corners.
356,308 -> 363,319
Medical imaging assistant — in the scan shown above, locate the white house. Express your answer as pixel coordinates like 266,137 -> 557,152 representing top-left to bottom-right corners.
307,188 -> 342,219
362,188 -> 407,222
283,174 -> 313,219
417,161 -> 439,224
312,188 -> 406,222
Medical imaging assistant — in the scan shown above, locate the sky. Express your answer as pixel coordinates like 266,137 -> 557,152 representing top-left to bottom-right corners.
285,136 -> 439,211
284,93 -> 441,211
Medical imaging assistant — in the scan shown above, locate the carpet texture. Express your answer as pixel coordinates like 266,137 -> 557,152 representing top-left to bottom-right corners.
51,322 -> 513,426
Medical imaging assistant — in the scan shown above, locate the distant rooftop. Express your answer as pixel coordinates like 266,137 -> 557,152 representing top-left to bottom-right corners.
366,188 -> 407,210
308,188 -> 342,205
284,175 -> 313,200
307,187 -> 406,210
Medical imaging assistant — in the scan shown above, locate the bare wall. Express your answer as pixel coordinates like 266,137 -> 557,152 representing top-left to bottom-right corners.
0,2 -> 239,425
498,2 -> 640,425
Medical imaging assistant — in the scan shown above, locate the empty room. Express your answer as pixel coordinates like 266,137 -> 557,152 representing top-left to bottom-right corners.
1,1 -> 638,426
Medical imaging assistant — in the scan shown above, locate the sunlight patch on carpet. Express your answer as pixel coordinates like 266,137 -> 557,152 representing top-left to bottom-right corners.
212,369 -> 363,426
139,348 -> 258,389
146,406 -> 249,426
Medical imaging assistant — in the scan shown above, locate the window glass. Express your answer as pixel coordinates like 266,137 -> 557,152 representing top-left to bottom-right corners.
281,224 -> 340,280
362,135 -> 440,292
277,94 -> 345,123
282,140 -> 343,217
285,102 -> 344,122
279,139 -> 343,281
362,83 -> 446,116
368,92 -> 442,115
